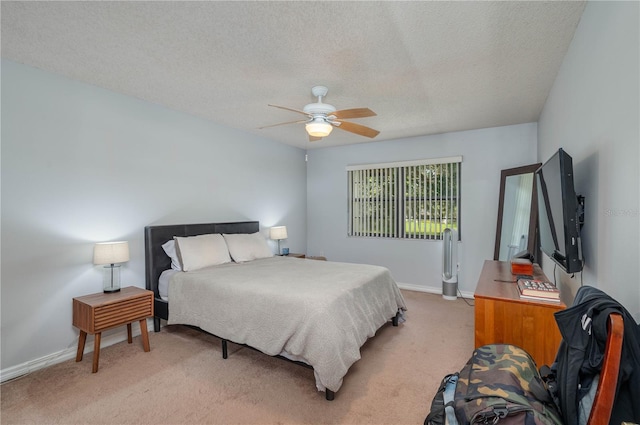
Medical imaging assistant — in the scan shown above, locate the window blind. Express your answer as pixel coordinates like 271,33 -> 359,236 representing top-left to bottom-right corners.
347,156 -> 461,240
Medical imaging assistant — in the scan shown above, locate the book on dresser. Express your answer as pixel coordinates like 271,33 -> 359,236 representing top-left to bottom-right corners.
517,279 -> 560,302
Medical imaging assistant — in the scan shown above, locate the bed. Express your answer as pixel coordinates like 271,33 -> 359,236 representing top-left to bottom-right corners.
144,221 -> 407,400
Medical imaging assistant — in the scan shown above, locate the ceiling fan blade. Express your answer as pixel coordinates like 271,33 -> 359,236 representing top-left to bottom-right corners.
334,120 -> 380,138
331,108 -> 377,119
268,104 -> 310,117
309,135 -> 323,142
259,119 -> 308,130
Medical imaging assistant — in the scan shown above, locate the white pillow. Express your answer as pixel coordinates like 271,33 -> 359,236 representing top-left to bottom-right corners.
174,234 -> 231,272
223,232 -> 273,262
162,239 -> 182,271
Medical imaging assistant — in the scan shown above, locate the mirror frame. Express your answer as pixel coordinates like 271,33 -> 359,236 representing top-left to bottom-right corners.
493,163 -> 541,262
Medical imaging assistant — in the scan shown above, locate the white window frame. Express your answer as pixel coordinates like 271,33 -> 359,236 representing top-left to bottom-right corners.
347,156 -> 462,240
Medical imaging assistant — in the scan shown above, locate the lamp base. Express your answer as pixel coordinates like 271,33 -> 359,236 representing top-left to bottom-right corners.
103,288 -> 121,293
103,264 -> 122,293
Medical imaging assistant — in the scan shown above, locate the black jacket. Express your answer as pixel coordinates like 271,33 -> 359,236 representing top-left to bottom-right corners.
551,285 -> 640,425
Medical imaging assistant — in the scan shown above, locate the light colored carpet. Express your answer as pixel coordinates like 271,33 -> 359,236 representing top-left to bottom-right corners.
1,290 -> 475,424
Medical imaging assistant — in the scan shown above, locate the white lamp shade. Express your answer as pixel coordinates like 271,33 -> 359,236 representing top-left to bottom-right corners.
305,120 -> 333,137
93,241 -> 130,265
270,226 -> 288,240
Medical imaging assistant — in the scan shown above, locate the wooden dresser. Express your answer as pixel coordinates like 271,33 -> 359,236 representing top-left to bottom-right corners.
474,260 -> 566,367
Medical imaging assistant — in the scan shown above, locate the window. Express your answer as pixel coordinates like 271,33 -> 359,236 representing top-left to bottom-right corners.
347,156 -> 461,240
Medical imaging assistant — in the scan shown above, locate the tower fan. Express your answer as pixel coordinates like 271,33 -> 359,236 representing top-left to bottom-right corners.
442,228 -> 458,300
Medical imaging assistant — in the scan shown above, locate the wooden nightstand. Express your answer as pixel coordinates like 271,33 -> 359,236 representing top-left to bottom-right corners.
286,253 -> 327,261
306,255 -> 327,261
73,286 -> 154,373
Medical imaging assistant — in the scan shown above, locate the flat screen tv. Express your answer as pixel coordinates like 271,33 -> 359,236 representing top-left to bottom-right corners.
535,148 -> 583,273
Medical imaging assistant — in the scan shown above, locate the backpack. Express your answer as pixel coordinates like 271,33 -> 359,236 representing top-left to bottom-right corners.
426,344 -> 563,425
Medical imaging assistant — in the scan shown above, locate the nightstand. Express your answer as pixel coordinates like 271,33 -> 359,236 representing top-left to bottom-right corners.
73,286 -> 154,373
286,253 -> 327,261
306,256 -> 327,261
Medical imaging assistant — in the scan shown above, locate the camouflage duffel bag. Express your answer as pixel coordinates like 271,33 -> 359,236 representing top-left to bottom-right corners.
453,344 -> 563,425
425,373 -> 459,425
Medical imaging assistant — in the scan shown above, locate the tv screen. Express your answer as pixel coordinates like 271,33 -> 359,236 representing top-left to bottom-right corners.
535,148 -> 583,273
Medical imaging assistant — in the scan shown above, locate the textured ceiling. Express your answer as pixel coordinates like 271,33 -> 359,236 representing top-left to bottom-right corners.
1,1 -> 586,150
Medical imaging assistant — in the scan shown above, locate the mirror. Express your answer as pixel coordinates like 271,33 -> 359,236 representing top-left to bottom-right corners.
494,163 -> 541,262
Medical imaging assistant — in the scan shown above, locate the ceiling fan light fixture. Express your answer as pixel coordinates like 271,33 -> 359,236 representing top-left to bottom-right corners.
264,86 -> 378,141
305,120 -> 333,137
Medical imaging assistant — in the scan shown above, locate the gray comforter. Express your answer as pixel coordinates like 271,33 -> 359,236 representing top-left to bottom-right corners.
167,256 -> 407,392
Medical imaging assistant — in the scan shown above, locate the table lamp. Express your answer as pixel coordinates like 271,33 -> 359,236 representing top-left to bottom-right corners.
93,241 -> 130,293
269,226 -> 288,255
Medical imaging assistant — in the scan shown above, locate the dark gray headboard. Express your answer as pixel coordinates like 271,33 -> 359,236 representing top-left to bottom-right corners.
144,221 -> 260,298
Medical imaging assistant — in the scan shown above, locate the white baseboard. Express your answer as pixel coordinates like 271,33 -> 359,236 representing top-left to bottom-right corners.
397,282 -> 475,300
1,319 -> 151,383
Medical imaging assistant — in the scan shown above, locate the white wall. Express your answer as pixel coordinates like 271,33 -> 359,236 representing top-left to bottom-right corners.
0,60 -> 307,373
306,123 -> 537,294
538,1 -> 639,319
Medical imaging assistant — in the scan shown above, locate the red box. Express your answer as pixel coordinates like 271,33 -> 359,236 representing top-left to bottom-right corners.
510,258 -> 533,275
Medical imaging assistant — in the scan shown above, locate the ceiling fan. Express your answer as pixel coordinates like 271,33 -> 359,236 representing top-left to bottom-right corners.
260,86 -> 380,142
